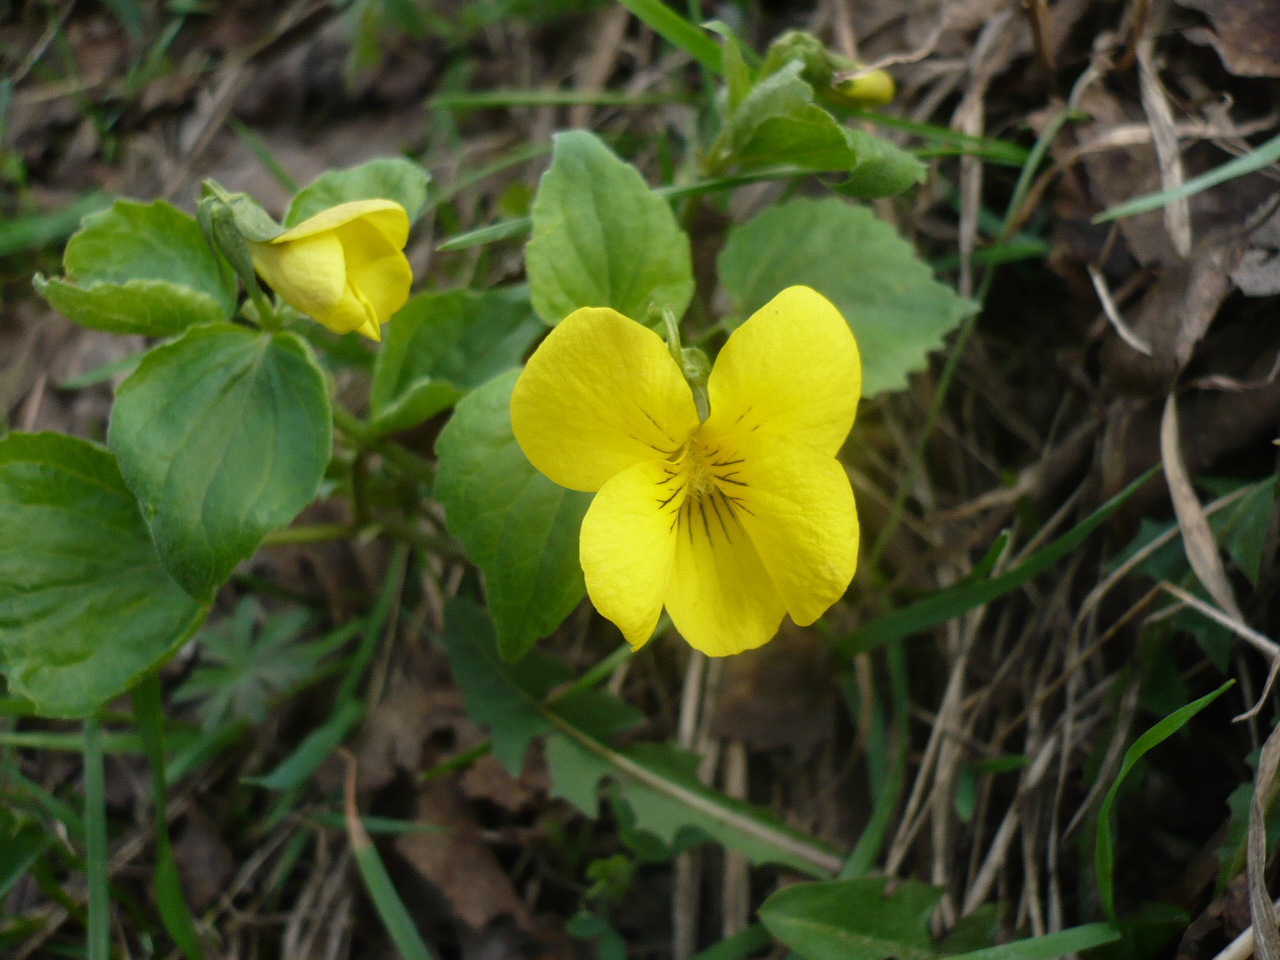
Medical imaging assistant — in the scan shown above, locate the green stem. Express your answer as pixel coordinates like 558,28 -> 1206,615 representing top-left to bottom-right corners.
84,717 -> 109,960
262,523 -> 360,547
332,406 -> 437,489
133,673 -> 205,960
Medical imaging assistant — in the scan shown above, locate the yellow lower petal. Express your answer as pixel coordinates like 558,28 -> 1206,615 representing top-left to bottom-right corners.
580,459 -> 682,649
511,307 -> 699,492
663,487 -> 786,656
337,219 -> 413,324
251,231 -> 346,320
312,282 -> 377,336
728,434 -> 858,626
705,285 -> 861,457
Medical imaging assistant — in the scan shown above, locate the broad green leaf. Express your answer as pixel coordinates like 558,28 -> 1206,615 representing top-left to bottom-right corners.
760,876 -> 942,960
526,130 -> 694,325
369,286 -> 544,436
441,598 -> 839,876
35,278 -> 230,337
109,324 -> 332,602
0,433 -> 207,718
35,199 -> 234,336
1096,679 -> 1234,920
721,63 -> 923,193
286,157 -> 431,227
435,371 -> 591,659
761,876 -> 1122,960
718,198 -> 976,396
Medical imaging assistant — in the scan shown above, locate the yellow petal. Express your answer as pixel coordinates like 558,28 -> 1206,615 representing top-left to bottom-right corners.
511,308 -> 699,492
705,285 -> 861,457
250,231 -> 345,321
663,487 -> 786,656
273,199 -> 409,247
337,218 -> 412,324
580,459 -> 681,648
728,434 -> 858,626
354,312 -> 382,342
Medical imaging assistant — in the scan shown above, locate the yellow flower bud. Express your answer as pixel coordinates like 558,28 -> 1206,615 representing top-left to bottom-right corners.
250,199 -> 412,342
828,68 -> 896,108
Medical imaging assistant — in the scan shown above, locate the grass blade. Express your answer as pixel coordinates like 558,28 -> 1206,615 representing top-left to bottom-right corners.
615,0 -> 721,73
430,89 -> 685,109
341,751 -> 436,960
1095,679 -> 1234,919
133,672 -> 205,960
83,718 -> 109,960
947,923 -> 1120,960
1095,130 -> 1280,224
839,468 -> 1157,658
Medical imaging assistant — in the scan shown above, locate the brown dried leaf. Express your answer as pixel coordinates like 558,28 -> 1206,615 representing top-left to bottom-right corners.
394,780 -> 532,932
1160,394 -> 1243,620
1178,0 -> 1280,77
1249,721 -> 1280,960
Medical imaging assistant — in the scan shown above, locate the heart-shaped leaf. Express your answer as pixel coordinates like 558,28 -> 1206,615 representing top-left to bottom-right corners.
435,371 -> 591,660
35,199 -> 235,336
109,324 -> 332,601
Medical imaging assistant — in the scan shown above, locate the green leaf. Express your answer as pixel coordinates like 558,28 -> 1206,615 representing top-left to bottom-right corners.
109,324 -> 332,602
0,433 -> 207,718
1095,679 -> 1234,920
35,199 -> 234,336
286,157 -> 431,227
35,277 -> 232,337
435,371 -> 592,660
526,130 -> 694,325
718,198 -> 976,396
441,598 -> 840,876
760,876 -> 942,960
721,64 -> 923,192
442,597 -> 593,772
760,877 -> 1119,960
174,599 -> 331,729
369,286 -> 544,436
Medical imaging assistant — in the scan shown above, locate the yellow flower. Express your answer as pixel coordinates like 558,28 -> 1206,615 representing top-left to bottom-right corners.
511,286 -> 861,656
250,199 -> 412,342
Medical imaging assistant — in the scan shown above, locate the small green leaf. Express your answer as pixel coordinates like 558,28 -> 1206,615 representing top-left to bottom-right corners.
0,433 -> 207,718
108,324 -> 332,602
369,286 -> 544,436
760,876 -> 942,960
35,199 -> 234,335
718,197 -> 975,396
435,371 -> 592,659
1095,679 -> 1234,921
286,157 -> 431,227
722,63 -> 923,192
526,130 -> 694,325
174,599 -> 330,729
